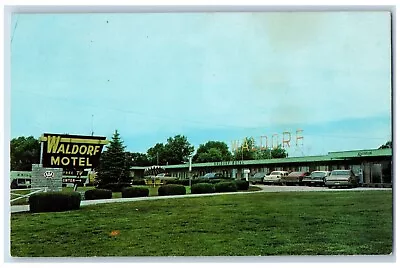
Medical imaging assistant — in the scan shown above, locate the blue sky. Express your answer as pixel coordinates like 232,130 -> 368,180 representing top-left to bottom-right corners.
9,12 -> 392,156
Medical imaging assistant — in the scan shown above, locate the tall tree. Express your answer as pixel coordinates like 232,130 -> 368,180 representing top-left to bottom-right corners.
254,147 -> 272,160
97,130 -> 130,186
147,143 -> 167,165
232,137 -> 256,160
127,152 -> 151,166
193,141 -> 232,163
270,145 -> 288,159
10,136 -> 41,171
163,135 -> 195,165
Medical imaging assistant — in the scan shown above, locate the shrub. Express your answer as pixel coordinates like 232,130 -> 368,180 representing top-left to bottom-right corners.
191,183 -> 215,194
191,178 -> 210,185
122,187 -> 149,198
164,179 -> 189,186
164,179 -> 180,185
215,181 -> 237,193
29,192 -> 81,213
235,180 -> 250,190
158,184 -> 186,196
84,189 -> 112,200
98,182 -> 131,192
131,179 -> 146,186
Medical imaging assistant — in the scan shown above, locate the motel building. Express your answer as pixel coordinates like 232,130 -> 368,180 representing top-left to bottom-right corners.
130,148 -> 393,186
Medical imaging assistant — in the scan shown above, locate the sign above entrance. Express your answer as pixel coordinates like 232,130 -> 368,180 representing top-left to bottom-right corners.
40,133 -> 109,169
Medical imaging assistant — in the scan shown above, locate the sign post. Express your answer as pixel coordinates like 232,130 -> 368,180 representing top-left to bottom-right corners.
188,156 -> 193,188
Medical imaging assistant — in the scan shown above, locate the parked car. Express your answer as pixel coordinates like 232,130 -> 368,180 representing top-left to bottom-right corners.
281,171 -> 310,186
156,173 -> 170,177
249,172 -> 268,185
263,171 -> 289,185
302,171 -> 331,186
199,172 -> 223,179
325,170 -> 358,188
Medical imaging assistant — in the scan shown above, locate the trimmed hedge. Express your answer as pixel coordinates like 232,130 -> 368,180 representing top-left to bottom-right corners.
84,189 -> 112,200
164,179 -> 189,186
158,184 -> 186,196
191,183 -> 215,194
235,180 -> 250,190
98,182 -> 132,192
121,187 -> 149,198
29,192 -> 81,213
131,179 -> 146,186
215,181 -> 237,193
164,178 -> 234,186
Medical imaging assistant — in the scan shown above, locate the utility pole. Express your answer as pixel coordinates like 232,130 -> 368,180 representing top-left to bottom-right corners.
157,151 -> 159,165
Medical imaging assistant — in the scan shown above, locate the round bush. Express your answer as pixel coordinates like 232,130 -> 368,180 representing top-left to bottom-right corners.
29,192 -> 81,213
158,184 -> 186,196
235,180 -> 250,190
191,183 -> 215,194
191,178 -> 210,185
131,179 -> 146,186
121,187 -> 149,198
214,181 -> 237,193
98,182 -> 131,192
84,189 -> 112,200
164,179 -> 189,186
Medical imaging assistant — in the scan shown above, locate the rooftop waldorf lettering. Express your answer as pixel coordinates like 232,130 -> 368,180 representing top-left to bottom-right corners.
231,129 -> 304,153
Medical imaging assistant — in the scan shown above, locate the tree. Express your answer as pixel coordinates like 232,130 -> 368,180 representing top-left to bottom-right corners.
270,145 -> 288,158
147,143 -> 167,165
127,152 -> 151,166
10,136 -> 41,171
379,141 -> 392,149
97,130 -> 131,186
232,138 -> 288,161
193,141 -> 232,163
163,135 -> 195,165
254,147 -> 272,160
232,137 -> 256,160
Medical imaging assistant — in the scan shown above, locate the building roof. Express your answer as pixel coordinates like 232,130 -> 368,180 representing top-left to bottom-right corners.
130,148 -> 392,170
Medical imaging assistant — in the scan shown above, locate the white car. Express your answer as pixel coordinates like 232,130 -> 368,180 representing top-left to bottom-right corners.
264,171 -> 289,185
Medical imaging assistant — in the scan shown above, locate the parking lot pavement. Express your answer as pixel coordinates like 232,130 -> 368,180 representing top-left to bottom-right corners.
10,185 -> 391,213
256,185 -> 392,192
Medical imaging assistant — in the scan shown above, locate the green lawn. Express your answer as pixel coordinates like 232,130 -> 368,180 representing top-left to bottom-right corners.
10,190 -> 392,257
11,185 -> 259,205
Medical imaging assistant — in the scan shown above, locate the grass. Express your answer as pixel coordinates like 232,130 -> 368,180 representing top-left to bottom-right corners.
11,185 -> 254,204
10,190 -> 392,257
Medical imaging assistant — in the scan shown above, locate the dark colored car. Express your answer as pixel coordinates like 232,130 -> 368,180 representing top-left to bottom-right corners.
249,172 -> 268,185
281,171 -> 310,186
325,170 -> 358,188
302,171 -> 331,186
199,172 -> 223,179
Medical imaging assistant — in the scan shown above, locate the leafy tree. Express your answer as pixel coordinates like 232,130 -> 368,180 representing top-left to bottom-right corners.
271,145 -> 288,158
147,143 -> 167,165
379,141 -> 392,149
193,141 -> 232,163
163,135 -> 195,165
127,152 -> 151,166
233,137 -> 256,160
10,136 -> 40,171
232,138 -> 288,160
97,130 -> 131,186
254,147 -> 272,160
